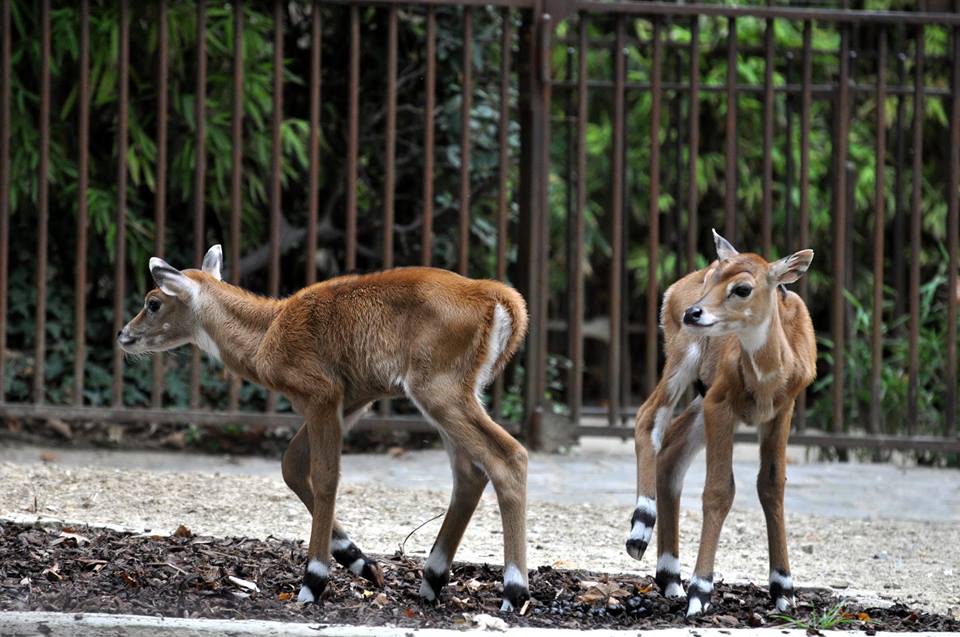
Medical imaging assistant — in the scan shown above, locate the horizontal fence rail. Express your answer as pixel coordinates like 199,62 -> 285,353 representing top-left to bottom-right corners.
0,0 -> 956,456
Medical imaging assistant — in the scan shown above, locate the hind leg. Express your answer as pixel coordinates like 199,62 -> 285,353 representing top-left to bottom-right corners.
282,418 -> 383,587
410,382 -> 529,612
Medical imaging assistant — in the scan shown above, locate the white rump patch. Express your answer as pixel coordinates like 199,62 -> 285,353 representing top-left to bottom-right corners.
475,304 -> 512,399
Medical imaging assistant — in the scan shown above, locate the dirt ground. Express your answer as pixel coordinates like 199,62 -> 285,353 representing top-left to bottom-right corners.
5,522 -> 958,632
3,459 -> 959,617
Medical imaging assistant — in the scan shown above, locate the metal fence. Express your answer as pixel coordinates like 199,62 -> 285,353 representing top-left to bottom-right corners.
0,0 -> 958,453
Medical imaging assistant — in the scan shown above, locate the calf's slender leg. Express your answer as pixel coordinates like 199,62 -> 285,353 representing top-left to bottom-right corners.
758,408 -> 795,611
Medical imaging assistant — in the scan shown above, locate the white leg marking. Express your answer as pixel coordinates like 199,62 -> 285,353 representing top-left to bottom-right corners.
651,407 -> 671,454
665,580 -> 685,598
419,546 -> 447,600
634,496 -> 656,517
686,575 -> 714,617
775,596 -> 792,612
627,497 -> 655,558
331,537 -> 352,553
686,595 -> 704,617
503,563 -> 525,587
770,570 -> 795,611
769,570 -> 793,590
475,304 -> 512,399
297,585 -> 315,603
307,559 -> 330,578
348,558 -> 365,575
671,402 -> 705,496
656,552 -> 680,574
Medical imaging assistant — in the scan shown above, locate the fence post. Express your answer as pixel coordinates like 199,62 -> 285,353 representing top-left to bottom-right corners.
517,3 -> 559,449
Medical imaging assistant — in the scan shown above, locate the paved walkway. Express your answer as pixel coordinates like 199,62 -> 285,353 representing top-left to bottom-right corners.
3,438 -> 957,522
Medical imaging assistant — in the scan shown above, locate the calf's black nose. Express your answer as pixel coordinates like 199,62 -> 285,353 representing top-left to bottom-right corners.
683,306 -> 703,326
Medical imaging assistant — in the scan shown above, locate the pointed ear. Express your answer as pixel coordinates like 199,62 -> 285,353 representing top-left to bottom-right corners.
201,244 -> 223,281
712,228 -> 739,261
769,249 -> 814,285
150,257 -> 198,301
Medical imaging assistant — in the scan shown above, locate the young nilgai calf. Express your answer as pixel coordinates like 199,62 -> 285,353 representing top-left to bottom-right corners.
625,231 -> 816,618
118,245 -> 531,611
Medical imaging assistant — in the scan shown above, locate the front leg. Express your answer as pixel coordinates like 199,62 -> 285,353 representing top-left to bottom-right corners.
297,399 -> 344,604
686,397 -> 736,618
758,408 -> 795,612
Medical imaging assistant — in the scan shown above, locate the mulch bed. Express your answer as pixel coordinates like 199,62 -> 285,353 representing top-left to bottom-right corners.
1,521 -> 956,632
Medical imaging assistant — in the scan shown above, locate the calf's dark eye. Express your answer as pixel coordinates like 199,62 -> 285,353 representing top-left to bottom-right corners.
732,285 -> 752,298
147,299 -> 161,313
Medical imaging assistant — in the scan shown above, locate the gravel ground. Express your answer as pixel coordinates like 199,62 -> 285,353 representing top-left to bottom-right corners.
3,460 -> 959,616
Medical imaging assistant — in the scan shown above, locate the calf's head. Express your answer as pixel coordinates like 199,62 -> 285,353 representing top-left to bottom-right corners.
681,230 -> 813,344
116,245 -> 223,355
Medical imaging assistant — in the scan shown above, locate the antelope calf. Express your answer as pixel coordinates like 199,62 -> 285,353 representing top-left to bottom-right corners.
625,231 -> 816,618
118,245 -> 531,611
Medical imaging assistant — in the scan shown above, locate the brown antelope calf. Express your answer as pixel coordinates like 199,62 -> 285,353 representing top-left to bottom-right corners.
625,230 -> 816,618
117,245 -> 531,611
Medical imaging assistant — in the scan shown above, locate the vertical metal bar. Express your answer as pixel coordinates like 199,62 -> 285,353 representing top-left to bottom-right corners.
686,17 -> 699,272
948,18 -> 960,437
494,8 -> 512,418
831,21 -> 850,437
34,0 -> 50,404
784,51 -> 794,252
75,0 -> 90,406
535,10 -> 552,444
384,6 -> 397,270
670,32 -> 683,283
761,13 -> 774,259
869,30 -> 887,436
609,16 -> 624,428
724,17 -> 737,242
795,20 -> 811,430
568,13 -> 586,426
228,0 -> 244,411
152,0 -> 168,409
459,7 -> 473,276
894,45 -> 907,324
346,5 -> 359,272
267,0 -> 283,412
306,0 -> 320,285
112,0 -> 130,407
646,19 -> 662,396
190,0 -> 207,411
0,0 -> 8,403
908,25 -> 924,434
422,7 -> 436,267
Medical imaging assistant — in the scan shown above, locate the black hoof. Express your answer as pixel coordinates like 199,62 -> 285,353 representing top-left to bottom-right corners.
769,569 -> 795,612
685,576 -> 713,618
419,567 -> 449,603
626,503 -> 655,561
501,582 -> 530,612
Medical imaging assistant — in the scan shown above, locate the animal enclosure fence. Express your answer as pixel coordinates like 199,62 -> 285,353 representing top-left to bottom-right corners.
0,0 -> 957,454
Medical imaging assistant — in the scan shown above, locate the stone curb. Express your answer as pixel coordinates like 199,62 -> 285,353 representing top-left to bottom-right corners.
0,612 -> 944,637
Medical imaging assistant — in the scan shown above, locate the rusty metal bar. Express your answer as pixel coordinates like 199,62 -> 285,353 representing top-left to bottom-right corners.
151,0 -> 168,409
346,5 -> 359,271
384,6 -> 397,269
893,45 -> 907,325
459,7 -> 473,276
0,0 -> 7,404
784,50 -> 794,252
534,9 -> 553,446
228,0 -> 244,411
34,8 -> 54,395
645,19 -> 662,396
422,7 -> 436,266
686,17 -> 699,272
548,78 -> 950,98
831,22 -> 850,437
75,0 -> 91,406
34,0 -> 50,404
869,30 -> 887,436
608,16 -> 624,428
908,25 -> 924,434
494,8 -> 512,418
307,0 -> 320,285
567,13 -> 586,425
948,17 -> 960,437
761,12 -> 774,258
190,0 -> 207,411
574,423 -> 960,453
724,17 -> 737,241
574,2 -> 960,25
0,402 -> 520,436
267,0 -> 283,413
112,0 -> 130,407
